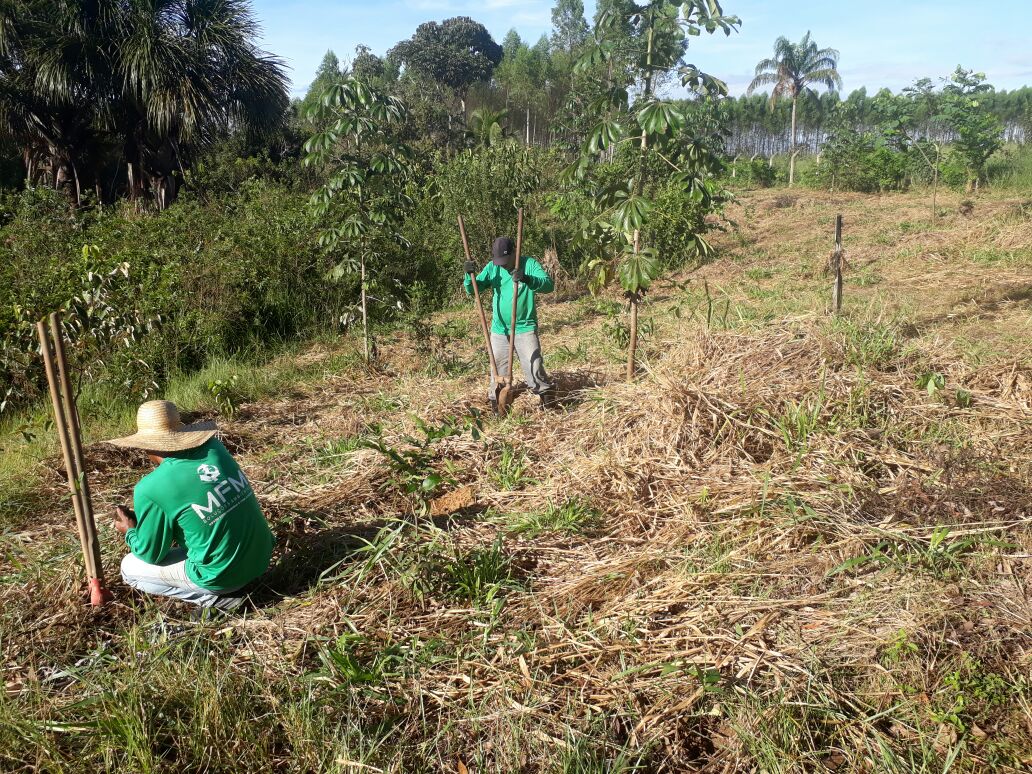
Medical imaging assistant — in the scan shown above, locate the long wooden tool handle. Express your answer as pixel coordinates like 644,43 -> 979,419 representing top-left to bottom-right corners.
37,319 -> 96,581
50,312 -> 104,584
458,215 -> 500,381
506,207 -> 524,383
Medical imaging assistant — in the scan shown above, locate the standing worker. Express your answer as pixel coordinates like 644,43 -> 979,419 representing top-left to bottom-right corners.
107,400 -> 274,611
464,236 -> 557,413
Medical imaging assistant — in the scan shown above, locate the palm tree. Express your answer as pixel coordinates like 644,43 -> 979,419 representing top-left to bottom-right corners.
117,0 -> 289,207
0,0 -> 288,207
748,32 -> 842,185
465,108 -> 512,147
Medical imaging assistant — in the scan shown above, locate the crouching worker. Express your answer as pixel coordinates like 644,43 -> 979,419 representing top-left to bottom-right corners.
107,400 -> 273,611
464,236 -> 557,412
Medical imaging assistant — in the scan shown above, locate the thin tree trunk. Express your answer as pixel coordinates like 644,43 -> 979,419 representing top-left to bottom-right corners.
360,252 -> 369,363
931,144 -> 940,221
789,97 -> 798,186
71,162 -> 82,206
526,106 -> 530,146
627,15 -> 654,383
627,231 -> 640,382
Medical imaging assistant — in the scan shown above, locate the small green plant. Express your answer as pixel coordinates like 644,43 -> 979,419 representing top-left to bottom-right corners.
829,526 -> 981,581
207,375 -> 240,418
833,318 -> 898,369
955,388 -> 973,408
880,629 -> 919,667
510,498 -> 601,537
917,371 -> 946,397
552,341 -> 589,365
434,539 -> 517,608
363,411 -> 483,522
309,434 -> 364,467
311,632 -> 404,700
745,267 -> 774,280
934,654 -> 1019,732
490,442 -> 533,491
774,392 -> 825,452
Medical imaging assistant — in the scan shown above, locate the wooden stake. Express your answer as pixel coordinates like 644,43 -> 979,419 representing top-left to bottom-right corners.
458,214 -> 501,392
831,214 -> 844,314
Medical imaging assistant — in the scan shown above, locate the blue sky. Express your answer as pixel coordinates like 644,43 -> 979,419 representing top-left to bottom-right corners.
251,0 -> 1032,99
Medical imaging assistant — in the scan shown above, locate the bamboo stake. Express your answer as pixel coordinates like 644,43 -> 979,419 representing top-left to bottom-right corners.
37,323 -> 94,578
36,316 -> 109,606
50,313 -> 106,599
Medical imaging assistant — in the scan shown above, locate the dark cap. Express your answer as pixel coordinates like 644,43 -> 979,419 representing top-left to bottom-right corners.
492,237 -> 515,266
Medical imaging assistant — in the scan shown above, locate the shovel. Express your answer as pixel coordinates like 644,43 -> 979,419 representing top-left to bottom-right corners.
497,207 -> 524,416
458,214 -> 504,411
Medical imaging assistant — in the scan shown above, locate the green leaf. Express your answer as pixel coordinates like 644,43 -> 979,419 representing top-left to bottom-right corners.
618,248 -> 661,293
636,101 -> 685,136
610,196 -> 651,233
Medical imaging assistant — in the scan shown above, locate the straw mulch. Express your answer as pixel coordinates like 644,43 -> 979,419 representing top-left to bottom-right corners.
209,319 -> 1031,770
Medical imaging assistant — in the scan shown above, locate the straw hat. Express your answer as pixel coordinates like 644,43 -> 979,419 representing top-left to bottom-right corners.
107,400 -> 217,452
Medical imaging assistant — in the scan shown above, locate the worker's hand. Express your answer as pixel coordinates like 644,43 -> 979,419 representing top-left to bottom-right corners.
510,266 -> 525,283
113,505 -> 136,535
463,260 -> 477,275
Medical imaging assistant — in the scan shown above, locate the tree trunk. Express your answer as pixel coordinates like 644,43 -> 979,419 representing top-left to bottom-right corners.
627,231 -> 641,382
526,106 -> 530,146
789,96 -> 798,186
360,252 -> 369,363
931,145 -> 940,221
626,292 -> 639,382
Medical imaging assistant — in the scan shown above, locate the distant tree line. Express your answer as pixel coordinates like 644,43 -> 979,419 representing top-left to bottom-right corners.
0,0 -> 1028,210
721,84 -> 1032,159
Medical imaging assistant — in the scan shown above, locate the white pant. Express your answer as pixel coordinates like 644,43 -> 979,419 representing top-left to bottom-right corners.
121,548 -> 238,608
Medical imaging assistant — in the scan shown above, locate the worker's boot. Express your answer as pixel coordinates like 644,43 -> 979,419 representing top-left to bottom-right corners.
489,397 -> 499,416
539,387 -> 559,410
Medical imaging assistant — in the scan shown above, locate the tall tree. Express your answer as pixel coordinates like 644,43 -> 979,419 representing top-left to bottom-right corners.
304,77 -> 413,362
301,51 -> 344,125
495,31 -> 549,144
551,0 -> 590,53
389,17 -> 502,117
747,31 -> 841,185
572,0 -> 739,380
942,67 -> 1003,192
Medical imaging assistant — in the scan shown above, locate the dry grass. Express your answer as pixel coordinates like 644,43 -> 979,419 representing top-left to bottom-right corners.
2,188 -> 1031,772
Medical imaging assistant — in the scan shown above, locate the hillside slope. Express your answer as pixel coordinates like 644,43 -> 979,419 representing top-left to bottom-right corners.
2,188 -> 1031,772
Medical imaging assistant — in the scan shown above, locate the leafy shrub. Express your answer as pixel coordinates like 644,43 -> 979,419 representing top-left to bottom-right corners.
642,178 -> 710,268
807,133 -> 908,192
0,183 -> 337,414
740,158 -> 776,188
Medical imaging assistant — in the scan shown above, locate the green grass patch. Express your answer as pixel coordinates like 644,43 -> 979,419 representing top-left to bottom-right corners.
508,498 -> 601,537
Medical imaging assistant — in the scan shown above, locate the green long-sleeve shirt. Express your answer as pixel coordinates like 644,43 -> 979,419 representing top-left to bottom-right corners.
126,439 -> 274,592
463,257 -> 554,335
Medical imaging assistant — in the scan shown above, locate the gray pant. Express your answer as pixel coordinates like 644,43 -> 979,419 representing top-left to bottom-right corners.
121,548 -> 241,608
490,331 -> 553,401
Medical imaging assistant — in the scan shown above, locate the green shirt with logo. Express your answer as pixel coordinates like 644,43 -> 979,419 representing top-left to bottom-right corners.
126,439 -> 274,592
463,257 -> 554,335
